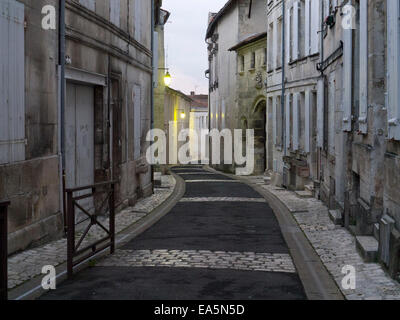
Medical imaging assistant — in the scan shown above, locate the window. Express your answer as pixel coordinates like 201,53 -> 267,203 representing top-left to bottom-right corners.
358,0 -> 368,134
134,0 -> 142,41
239,55 -> 245,73
110,0 -> 120,27
0,0 -> 25,165
263,48 -> 267,67
387,1 -> 400,140
276,96 -> 283,147
310,0 -> 320,54
250,52 -> 256,69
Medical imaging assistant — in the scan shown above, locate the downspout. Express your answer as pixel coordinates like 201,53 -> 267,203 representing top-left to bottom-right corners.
318,0 -> 325,184
281,0 -> 286,157
59,0 -> 66,234
151,0 -> 155,193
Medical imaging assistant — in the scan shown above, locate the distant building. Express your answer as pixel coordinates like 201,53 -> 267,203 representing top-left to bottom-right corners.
206,0 -> 268,174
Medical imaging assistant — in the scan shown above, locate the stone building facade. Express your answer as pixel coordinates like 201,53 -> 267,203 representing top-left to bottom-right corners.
0,0 -> 156,254
206,0 -> 268,174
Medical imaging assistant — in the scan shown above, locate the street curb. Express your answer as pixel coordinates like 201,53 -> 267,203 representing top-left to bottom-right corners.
9,171 -> 186,300
203,166 -> 344,301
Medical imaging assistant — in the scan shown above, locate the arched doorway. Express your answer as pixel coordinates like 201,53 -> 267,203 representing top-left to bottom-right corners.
251,99 -> 267,175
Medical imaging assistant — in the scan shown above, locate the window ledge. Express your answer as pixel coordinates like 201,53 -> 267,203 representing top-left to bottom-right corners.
248,68 -> 256,73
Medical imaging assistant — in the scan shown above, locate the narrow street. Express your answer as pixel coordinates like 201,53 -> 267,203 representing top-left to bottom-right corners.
41,166 -> 306,300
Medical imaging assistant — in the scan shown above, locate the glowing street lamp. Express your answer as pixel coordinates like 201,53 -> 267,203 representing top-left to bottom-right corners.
164,71 -> 172,86
180,111 -> 186,120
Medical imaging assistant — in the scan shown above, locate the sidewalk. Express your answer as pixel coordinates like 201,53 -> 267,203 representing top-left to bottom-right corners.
7,174 -> 176,291
241,175 -> 400,300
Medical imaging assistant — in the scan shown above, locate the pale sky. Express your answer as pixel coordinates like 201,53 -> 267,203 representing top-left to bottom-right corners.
162,0 -> 228,95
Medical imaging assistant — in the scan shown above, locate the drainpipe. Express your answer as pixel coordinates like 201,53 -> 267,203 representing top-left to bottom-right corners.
318,0 -> 325,184
281,0 -> 286,157
59,0 -> 66,234
151,0 -> 155,193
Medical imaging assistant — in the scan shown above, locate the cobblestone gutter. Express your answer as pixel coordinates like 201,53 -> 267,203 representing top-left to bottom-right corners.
243,176 -> 400,300
7,175 -> 176,290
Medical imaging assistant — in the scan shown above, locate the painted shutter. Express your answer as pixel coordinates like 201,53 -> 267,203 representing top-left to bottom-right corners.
305,90 -> 311,153
110,0 -> 120,27
292,1 -> 299,61
285,94 -> 291,152
272,96 -> 277,145
273,20 -> 277,69
358,0 -> 368,134
80,0 -> 95,11
133,85 -> 141,160
342,28 -> 352,132
304,0 -> 310,57
134,0 -> 142,42
387,1 -> 400,140
153,31 -> 159,88
317,78 -> 325,148
286,6 -> 291,63
0,0 -> 25,165
293,93 -> 300,151
310,0 -> 320,54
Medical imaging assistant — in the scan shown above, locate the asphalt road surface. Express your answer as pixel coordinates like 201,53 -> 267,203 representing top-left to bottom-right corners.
41,166 -> 306,300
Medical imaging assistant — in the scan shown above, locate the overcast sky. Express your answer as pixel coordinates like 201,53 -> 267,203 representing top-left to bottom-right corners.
162,0 -> 227,95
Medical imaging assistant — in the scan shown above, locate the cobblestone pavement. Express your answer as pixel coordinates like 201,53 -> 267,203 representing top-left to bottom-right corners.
41,166 -> 306,300
8,175 -> 176,290
97,249 -> 296,273
243,176 -> 400,300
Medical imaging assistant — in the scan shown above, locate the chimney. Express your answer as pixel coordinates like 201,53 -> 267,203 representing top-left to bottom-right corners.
190,91 -> 195,96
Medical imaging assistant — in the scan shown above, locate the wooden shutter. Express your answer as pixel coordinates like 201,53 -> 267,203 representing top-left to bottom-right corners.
358,0 -> 368,134
304,0 -> 310,57
110,0 -> 121,27
80,0 -> 95,11
272,96 -> 277,145
305,90 -> 311,153
293,1 -> 299,60
133,85 -> 141,160
286,7 -> 291,63
317,79 -> 325,148
342,28 -> 352,132
0,0 -> 25,165
293,93 -> 300,151
285,94 -> 291,152
387,1 -> 400,140
310,0 -> 320,54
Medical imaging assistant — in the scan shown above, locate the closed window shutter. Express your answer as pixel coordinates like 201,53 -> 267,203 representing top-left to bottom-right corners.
305,90 -> 311,153
110,0 -> 121,27
80,0 -> 95,11
285,94 -> 291,153
292,2 -> 299,61
134,0 -> 142,42
317,79 -> 325,148
358,0 -> 368,134
272,97 -> 277,146
342,28 -> 352,132
310,0 -> 319,54
286,7 -> 291,63
387,1 -> 400,140
304,0 -> 310,57
0,0 -> 25,165
133,85 -> 141,160
153,31 -> 159,88
293,93 -> 300,151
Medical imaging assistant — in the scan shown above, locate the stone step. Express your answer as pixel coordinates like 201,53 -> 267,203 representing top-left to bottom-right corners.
154,172 -> 162,187
295,190 -> 313,199
329,209 -> 343,225
356,236 -> 379,263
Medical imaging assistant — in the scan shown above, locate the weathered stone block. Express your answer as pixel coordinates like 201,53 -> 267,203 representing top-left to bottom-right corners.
356,236 -> 379,263
329,209 -> 343,225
